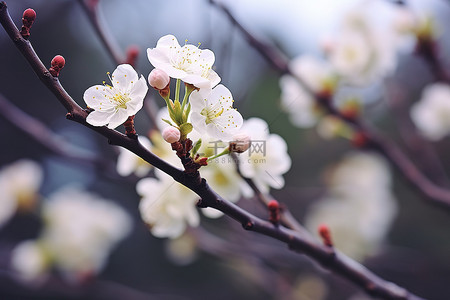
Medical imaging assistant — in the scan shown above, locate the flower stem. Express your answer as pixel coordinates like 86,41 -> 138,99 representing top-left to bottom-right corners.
207,147 -> 231,162
175,78 -> 181,103
181,84 -> 195,113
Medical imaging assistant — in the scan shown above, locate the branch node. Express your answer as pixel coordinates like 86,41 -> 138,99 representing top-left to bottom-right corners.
242,221 -> 254,230
65,112 -> 74,120
123,115 -> 137,138
196,198 -> 208,208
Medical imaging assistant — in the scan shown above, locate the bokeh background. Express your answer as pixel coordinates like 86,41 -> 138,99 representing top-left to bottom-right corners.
1,0 -> 450,299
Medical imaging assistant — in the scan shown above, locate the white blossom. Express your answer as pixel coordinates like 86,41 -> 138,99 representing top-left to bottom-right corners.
238,118 -> 291,194
84,64 -> 148,129
0,159 -> 43,227
116,136 -> 153,177
147,34 -> 220,89
326,6 -> 398,85
137,174 -> 200,239
279,55 -> 333,128
410,83 -> 450,141
305,152 -> 397,261
39,187 -> 132,280
190,84 -> 243,140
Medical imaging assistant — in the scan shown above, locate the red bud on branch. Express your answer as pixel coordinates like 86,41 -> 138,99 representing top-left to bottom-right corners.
20,8 -> 36,39
49,55 -> 65,77
318,224 -> 333,247
268,199 -> 280,226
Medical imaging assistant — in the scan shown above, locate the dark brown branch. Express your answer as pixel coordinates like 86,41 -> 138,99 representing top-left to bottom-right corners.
210,0 -> 450,211
0,93 -> 98,165
77,0 -> 125,64
0,2 -> 424,299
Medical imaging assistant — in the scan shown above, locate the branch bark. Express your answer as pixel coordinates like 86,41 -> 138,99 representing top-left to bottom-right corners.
0,2 -> 425,299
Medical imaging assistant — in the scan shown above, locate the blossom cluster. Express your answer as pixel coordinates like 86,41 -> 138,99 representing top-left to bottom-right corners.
279,3 -> 427,132
12,186 -> 131,282
81,35 -> 292,239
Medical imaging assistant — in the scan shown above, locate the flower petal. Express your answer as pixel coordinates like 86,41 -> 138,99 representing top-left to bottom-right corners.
112,64 -> 139,92
86,110 -> 113,127
84,85 -> 114,111
106,109 -> 129,129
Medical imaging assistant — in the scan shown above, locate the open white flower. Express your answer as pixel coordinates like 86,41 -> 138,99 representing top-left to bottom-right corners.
411,83 -> 450,141
137,174 -> 200,239
238,118 -> 291,194
190,84 -> 243,140
84,64 -> 148,129
147,34 -> 220,89
116,136 -> 153,177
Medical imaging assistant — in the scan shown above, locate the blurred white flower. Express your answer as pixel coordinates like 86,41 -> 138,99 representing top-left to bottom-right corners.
305,152 -> 397,261
116,136 -> 153,177
238,118 -> 291,194
11,240 -> 49,282
289,55 -> 335,93
326,6 -> 398,85
147,34 -> 220,89
0,159 -> 43,227
410,83 -> 450,141
279,75 -> 318,128
279,55 -> 333,128
137,174 -> 199,239
39,187 -> 131,280
84,64 -> 148,129
165,232 -> 198,266
190,84 -> 243,140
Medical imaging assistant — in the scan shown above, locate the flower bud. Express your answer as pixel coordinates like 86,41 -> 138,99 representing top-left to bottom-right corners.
318,224 -> 333,247
49,55 -> 65,77
148,69 -> 170,90
20,8 -> 36,39
229,133 -> 251,153
162,126 -> 181,143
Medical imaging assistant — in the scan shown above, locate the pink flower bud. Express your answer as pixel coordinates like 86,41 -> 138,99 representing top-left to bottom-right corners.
148,69 -> 170,90
162,126 -> 181,143
229,133 -> 251,153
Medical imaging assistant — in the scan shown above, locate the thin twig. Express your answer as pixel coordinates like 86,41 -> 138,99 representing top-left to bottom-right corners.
0,2 -> 425,299
210,0 -> 450,211
77,0 -> 125,64
77,0 -> 161,128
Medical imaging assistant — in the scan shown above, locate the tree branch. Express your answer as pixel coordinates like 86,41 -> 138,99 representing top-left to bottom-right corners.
0,2 -> 425,299
210,0 -> 450,211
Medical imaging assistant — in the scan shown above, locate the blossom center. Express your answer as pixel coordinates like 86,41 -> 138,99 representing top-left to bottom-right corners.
201,107 -> 224,124
113,92 -> 131,111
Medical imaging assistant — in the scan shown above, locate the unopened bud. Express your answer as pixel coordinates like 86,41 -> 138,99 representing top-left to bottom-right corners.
229,133 -> 251,153
162,126 -> 181,143
126,45 -> 140,67
20,8 -> 36,39
351,131 -> 368,148
148,69 -> 170,90
49,55 -> 65,77
318,224 -> 333,247
268,200 -> 280,225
